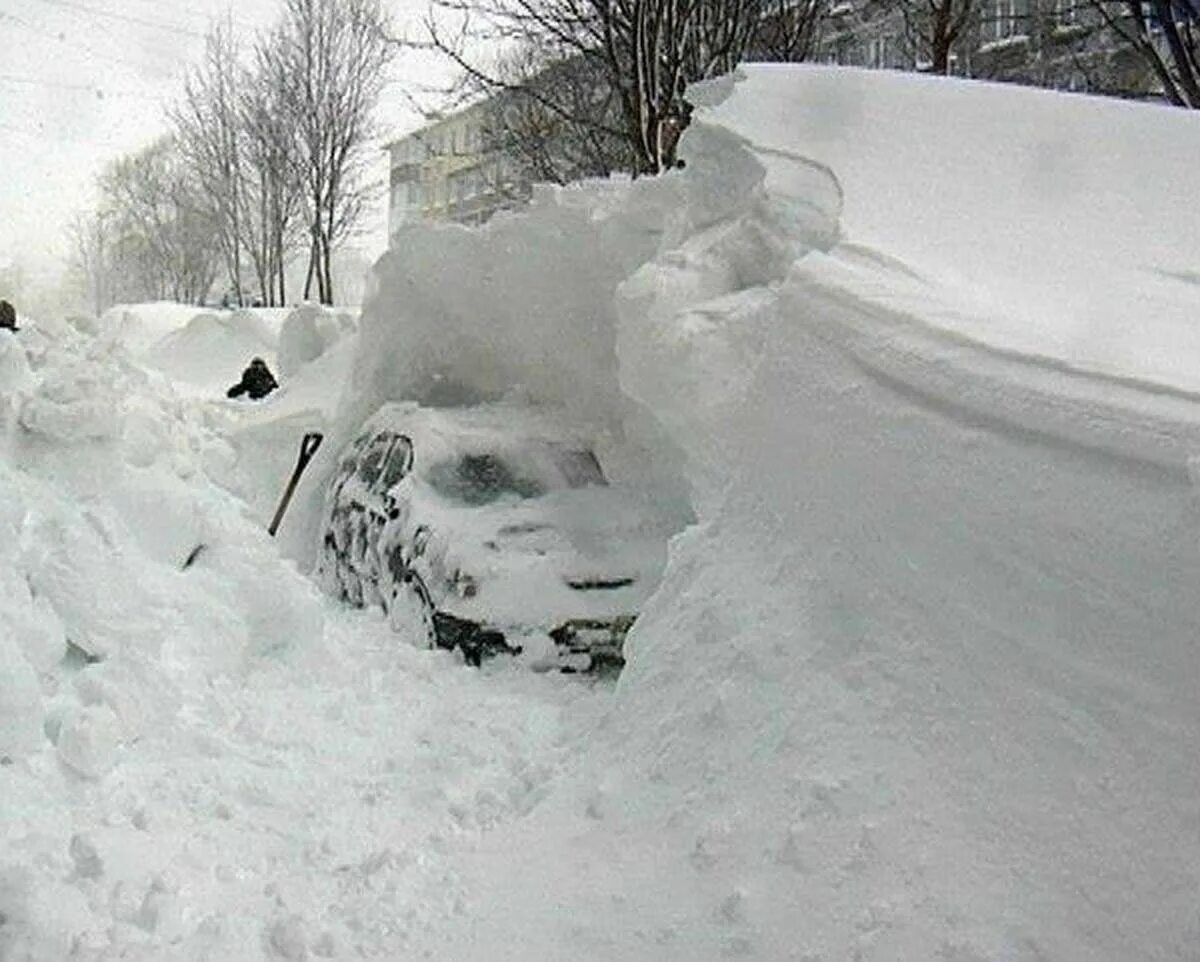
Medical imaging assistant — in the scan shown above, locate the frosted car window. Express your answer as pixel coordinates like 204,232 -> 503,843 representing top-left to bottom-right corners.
356,434 -> 393,486
379,436 -> 413,491
356,432 -> 412,492
428,453 -> 545,505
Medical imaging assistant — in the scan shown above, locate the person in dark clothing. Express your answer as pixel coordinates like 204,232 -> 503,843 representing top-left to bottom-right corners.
226,357 -> 279,400
0,299 -> 18,332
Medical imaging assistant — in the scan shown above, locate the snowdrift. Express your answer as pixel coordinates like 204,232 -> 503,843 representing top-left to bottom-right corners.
80,301 -> 360,527
701,65 -> 1200,392
97,302 -> 210,358
276,303 -> 357,377
143,310 -> 277,392
328,67 -> 1200,960
0,318 -> 342,957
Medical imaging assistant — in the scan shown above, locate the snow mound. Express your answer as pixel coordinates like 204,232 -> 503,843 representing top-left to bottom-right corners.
143,310 -> 276,393
701,64 -> 1200,392
0,319 -> 326,772
275,120 -> 822,564
276,304 -> 356,377
346,122 -> 788,430
98,302 -> 205,357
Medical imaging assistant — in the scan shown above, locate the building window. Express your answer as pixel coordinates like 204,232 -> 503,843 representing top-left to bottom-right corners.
991,0 -> 1026,40
1137,0 -> 1179,33
1055,0 -> 1079,26
868,36 -> 890,68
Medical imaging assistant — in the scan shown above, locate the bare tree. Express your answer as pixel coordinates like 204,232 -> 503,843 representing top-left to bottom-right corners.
752,0 -> 830,62
172,22 -> 246,305
916,0 -> 977,73
866,0 -> 977,73
1087,0 -> 1200,105
96,138 -> 219,305
172,21 -> 307,307
66,210 -> 116,315
427,0 -> 769,177
240,37 -> 305,306
268,0 -> 393,305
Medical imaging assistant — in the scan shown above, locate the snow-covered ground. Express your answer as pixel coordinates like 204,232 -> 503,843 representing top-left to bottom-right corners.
3,65 -> 1200,960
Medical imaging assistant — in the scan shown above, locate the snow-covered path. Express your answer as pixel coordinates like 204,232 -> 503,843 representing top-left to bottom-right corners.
0,318 -> 611,961
6,602 -> 607,960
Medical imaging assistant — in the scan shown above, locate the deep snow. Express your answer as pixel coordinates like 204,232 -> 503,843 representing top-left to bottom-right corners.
3,64 -> 1200,961
0,306 -> 607,960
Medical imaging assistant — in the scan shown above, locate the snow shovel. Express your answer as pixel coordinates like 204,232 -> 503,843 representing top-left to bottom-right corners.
268,432 -> 324,537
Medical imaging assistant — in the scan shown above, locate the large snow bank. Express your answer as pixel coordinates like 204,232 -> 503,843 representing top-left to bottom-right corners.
703,65 -> 1200,392
0,323 -> 326,765
361,67 -> 1200,960
276,303 -> 356,377
97,302 -> 206,357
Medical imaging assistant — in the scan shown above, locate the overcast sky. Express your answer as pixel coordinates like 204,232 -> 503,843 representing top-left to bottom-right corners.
0,0 -> 454,285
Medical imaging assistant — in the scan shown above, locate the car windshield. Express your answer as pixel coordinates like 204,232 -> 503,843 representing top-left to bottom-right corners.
426,440 -> 607,506
428,452 -> 546,505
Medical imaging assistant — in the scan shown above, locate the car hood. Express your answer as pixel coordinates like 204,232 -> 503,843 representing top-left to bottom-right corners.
407,484 -> 674,627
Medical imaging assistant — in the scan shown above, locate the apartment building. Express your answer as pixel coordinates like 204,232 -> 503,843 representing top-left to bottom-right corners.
387,101 -> 521,240
814,0 -> 1161,98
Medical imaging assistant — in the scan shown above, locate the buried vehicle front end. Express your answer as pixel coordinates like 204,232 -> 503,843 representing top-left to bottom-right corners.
391,481 -> 665,671
316,404 -> 680,672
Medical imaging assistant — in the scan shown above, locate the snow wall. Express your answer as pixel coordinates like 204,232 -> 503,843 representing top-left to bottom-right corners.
278,67 -> 1200,959
0,323 -> 329,763
702,65 -> 1200,392
277,118 -> 829,561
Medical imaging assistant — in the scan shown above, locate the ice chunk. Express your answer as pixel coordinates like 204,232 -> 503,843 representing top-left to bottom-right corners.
56,705 -> 121,779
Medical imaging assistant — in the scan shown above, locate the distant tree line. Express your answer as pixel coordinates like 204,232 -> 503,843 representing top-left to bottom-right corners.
70,0 -> 391,315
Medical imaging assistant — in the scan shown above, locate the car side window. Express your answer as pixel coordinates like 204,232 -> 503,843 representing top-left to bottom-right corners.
356,432 -> 414,493
356,434 -> 393,487
379,435 -> 413,491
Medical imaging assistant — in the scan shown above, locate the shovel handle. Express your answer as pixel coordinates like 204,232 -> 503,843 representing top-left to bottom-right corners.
268,432 -> 324,537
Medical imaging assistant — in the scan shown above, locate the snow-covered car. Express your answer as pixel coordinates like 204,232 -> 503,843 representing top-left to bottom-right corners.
316,402 -> 672,671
